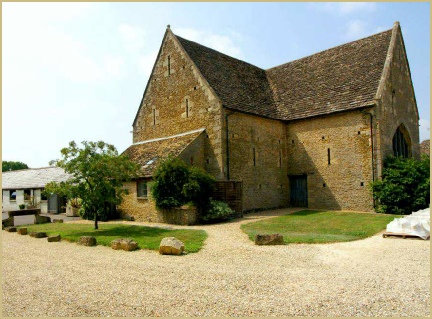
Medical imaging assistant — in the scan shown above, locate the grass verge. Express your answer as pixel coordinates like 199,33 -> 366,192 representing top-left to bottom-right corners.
24,223 -> 207,253
241,210 -> 400,244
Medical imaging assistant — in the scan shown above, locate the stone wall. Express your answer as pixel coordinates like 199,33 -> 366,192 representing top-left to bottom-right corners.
224,111 -> 289,211
375,26 -> 420,178
287,110 -> 374,211
117,181 -> 197,225
132,30 -> 224,179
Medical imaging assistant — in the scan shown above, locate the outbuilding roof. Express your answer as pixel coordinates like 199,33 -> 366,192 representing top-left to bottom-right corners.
2,167 -> 72,190
123,129 -> 205,177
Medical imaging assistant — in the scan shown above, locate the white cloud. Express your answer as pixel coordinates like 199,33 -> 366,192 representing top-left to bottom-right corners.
119,24 -> 147,52
338,2 -> 377,15
419,118 -> 430,142
175,28 -> 243,59
345,20 -> 369,40
309,2 -> 377,16
138,50 -> 159,79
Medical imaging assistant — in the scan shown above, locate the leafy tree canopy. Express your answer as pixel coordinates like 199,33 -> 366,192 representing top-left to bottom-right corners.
45,141 -> 140,229
371,155 -> 430,215
2,161 -> 29,172
151,157 -> 216,213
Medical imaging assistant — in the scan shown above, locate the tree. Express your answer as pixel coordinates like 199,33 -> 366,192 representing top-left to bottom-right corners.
2,161 -> 29,171
45,141 -> 140,229
371,155 -> 430,215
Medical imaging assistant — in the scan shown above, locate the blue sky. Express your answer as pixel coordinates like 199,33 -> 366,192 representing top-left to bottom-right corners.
2,2 -> 430,168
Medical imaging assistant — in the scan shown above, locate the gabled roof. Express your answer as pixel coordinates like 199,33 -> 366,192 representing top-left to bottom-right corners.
266,29 -> 393,120
176,36 -> 278,118
172,24 -> 397,121
2,167 -> 71,190
123,129 -> 205,177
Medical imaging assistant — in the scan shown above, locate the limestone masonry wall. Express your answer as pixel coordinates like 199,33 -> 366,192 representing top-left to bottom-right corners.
287,111 -> 374,211
224,111 -> 289,211
375,28 -> 420,178
133,31 -> 224,179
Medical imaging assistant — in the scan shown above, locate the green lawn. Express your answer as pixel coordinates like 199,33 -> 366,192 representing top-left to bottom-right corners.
241,210 -> 400,244
23,223 -> 207,253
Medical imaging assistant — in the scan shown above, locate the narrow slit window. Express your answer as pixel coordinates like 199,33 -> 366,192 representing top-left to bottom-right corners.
278,150 -> 282,167
152,109 -> 156,126
168,56 -> 171,75
253,148 -> 256,167
186,99 -> 189,118
327,148 -> 331,165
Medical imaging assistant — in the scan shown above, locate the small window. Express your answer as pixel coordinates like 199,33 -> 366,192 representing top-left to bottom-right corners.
194,86 -> 197,90
278,150 -> 282,168
327,148 -> 331,165
168,56 -> 171,75
152,109 -> 156,126
253,148 -> 256,167
137,181 -> 148,198
323,183 -> 326,187
24,189 -> 31,200
186,99 -> 189,118
360,182 -> 364,187
9,190 -> 16,201
41,191 -> 48,201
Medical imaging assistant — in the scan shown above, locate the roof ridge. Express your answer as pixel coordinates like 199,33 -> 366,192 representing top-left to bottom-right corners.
266,28 -> 393,71
2,166 -> 59,174
133,128 -> 205,146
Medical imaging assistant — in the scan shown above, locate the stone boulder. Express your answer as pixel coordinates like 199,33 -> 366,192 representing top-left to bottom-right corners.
111,238 -> 138,251
17,228 -> 27,235
2,217 -> 14,228
255,234 -> 284,245
78,236 -> 97,246
159,237 -> 185,255
34,215 -> 51,224
29,232 -> 47,238
53,219 -> 64,223
5,226 -> 17,232
47,235 -> 61,242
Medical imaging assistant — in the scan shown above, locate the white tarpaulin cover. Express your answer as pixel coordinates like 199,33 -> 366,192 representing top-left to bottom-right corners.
386,207 -> 430,239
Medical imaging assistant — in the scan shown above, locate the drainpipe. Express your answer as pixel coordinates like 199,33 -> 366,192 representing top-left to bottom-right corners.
225,112 -> 231,180
361,109 -> 376,208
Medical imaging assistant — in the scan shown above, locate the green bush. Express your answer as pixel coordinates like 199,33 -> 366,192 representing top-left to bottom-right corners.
371,155 -> 430,214
151,157 -> 190,208
183,167 -> 216,212
19,204 -> 25,210
200,200 -> 234,223
151,157 -> 216,211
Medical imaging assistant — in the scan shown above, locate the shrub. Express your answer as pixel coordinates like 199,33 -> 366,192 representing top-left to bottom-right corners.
200,200 -> 234,223
371,155 -> 430,214
19,204 -> 25,210
183,167 -> 216,212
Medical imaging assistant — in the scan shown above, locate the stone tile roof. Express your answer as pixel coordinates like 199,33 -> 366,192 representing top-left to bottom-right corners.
123,129 -> 205,177
176,36 -> 278,118
2,167 -> 71,190
266,29 -> 393,120
420,139 -> 430,156
174,28 -> 393,121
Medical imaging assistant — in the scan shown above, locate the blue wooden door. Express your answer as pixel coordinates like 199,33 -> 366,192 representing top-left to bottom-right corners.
289,175 -> 308,207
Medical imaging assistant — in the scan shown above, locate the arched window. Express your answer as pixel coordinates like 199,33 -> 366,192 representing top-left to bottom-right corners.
392,124 -> 411,158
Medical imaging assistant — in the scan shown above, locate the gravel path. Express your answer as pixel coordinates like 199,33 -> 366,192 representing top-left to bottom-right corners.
2,208 -> 430,317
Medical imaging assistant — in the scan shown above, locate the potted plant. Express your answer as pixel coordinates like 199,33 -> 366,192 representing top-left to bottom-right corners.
25,196 -> 39,209
66,198 -> 82,217
19,204 -> 26,210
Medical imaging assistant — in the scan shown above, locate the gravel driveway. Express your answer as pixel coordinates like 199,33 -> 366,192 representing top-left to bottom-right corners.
2,208 -> 430,317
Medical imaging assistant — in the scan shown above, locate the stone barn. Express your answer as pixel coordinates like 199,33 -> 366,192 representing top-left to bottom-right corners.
119,21 -> 420,222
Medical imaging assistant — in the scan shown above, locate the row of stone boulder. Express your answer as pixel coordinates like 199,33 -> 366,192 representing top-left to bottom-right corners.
5,227 -> 186,255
